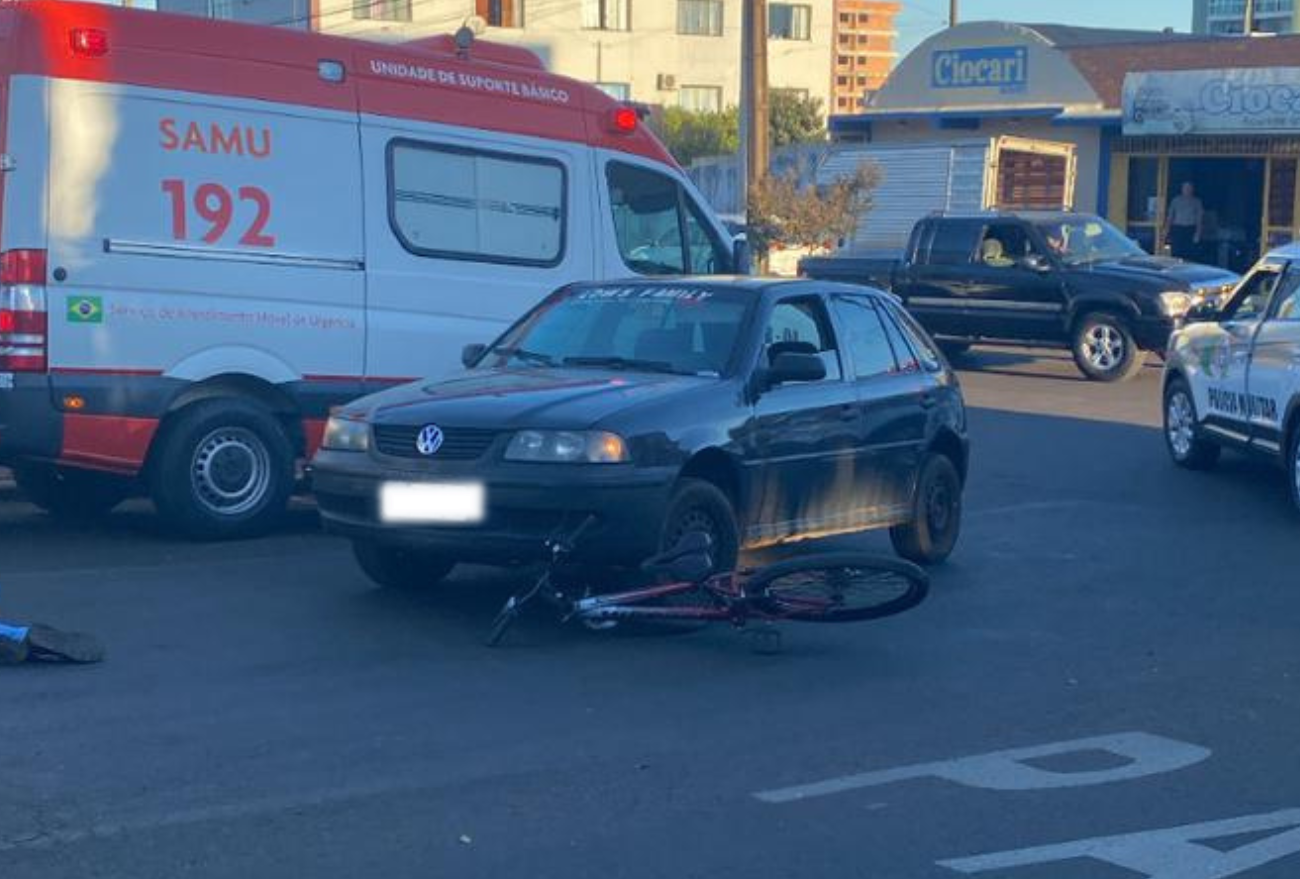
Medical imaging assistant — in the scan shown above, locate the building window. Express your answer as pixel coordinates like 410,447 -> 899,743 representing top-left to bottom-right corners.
774,87 -> 809,102
388,140 -> 566,267
769,3 -> 811,40
583,0 -> 631,31
352,0 -> 411,21
837,54 -> 851,66
596,82 -> 631,101
678,0 -> 723,35
678,85 -> 723,113
476,0 -> 523,27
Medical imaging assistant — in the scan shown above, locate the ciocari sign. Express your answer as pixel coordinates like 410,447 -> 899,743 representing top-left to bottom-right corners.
1125,68 -> 1300,135
932,46 -> 1029,92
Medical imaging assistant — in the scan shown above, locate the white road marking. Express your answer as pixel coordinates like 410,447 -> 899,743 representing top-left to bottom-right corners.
753,732 -> 1211,804
938,807 -> 1300,877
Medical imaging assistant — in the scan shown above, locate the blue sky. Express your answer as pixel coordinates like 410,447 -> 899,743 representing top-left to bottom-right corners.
897,0 -> 1192,57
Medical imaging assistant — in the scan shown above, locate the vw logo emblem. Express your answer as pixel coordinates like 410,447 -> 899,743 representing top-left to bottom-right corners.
415,424 -> 444,456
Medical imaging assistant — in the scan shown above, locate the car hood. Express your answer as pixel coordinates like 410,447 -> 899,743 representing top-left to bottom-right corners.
351,367 -> 713,430
1076,256 -> 1239,291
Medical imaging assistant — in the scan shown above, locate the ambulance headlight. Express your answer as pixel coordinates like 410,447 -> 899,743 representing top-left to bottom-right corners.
1159,291 -> 1193,318
322,416 -> 371,452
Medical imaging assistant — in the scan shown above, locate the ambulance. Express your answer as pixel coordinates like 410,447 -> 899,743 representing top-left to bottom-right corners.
1163,243 -> 1300,514
0,2 -> 741,537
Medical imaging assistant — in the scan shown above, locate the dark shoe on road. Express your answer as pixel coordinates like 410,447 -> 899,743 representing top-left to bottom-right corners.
25,625 -> 105,663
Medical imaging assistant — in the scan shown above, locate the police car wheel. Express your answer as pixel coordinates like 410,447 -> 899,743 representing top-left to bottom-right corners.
1163,379 -> 1221,470
14,464 -> 131,519
1289,426 -> 1300,515
149,399 -> 295,540
890,453 -> 962,565
1072,314 -> 1144,382
352,540 -> 456,590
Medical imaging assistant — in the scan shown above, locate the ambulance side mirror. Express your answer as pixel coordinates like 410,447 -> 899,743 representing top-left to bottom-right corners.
462,343 -> 487,368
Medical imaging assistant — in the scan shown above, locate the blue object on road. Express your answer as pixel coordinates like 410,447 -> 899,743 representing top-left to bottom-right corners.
0,622 -> 30,642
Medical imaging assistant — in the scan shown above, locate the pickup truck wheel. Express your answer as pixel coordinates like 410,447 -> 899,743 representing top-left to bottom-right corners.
1163,378 -> 1220,470
352,540 -> 456,590
890,453 -> 962,565
1072,313 -> 1144,382
149,399 -> 294,540
14,464 -> 131,520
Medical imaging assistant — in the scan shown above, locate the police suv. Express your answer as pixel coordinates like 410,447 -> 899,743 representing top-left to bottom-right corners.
1163,244 -> 1300,513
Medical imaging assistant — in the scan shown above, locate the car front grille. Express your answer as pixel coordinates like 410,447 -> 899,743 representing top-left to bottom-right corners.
372,424 -> 502,461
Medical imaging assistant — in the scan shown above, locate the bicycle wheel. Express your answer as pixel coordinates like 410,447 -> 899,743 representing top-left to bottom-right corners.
747,553 -> 928,623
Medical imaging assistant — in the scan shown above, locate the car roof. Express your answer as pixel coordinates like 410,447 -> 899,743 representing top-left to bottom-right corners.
564,277 -> 893,300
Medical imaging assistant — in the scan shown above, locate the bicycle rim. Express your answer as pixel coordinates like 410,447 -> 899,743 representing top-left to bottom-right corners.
748,553 -> 929,623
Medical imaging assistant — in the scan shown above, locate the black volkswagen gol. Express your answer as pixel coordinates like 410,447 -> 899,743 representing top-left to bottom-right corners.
311,279 -> 969,589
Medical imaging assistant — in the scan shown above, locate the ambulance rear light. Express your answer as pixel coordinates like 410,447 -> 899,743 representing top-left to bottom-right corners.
0,250 -> 49,373
70,28 -> 110,58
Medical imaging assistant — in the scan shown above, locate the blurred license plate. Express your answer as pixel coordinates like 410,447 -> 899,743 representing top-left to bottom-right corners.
379,481 -> 485,524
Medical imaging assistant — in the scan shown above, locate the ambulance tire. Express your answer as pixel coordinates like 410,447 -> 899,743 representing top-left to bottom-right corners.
1071,313 -> 1145,382
14,464 -> 131,520
150,399 -> 295,540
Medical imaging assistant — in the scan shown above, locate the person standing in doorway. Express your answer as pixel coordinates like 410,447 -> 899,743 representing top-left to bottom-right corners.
1165,181 -> 1204,261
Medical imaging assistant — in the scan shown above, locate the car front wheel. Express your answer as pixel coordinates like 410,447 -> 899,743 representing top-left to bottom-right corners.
659,478 -> 740,574
1164,378 -> 1220,470
890,453 -> 962,565
1072,313 -> 1145,382
352,540 -> 456,590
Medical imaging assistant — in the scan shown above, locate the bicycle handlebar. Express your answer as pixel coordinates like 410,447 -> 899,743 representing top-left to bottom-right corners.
548,514 -> 598,559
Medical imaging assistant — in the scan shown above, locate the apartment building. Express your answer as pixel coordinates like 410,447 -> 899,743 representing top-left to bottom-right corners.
831,0 -> 898,114
1192,0 -> 1297,34
154,1 -> 838,112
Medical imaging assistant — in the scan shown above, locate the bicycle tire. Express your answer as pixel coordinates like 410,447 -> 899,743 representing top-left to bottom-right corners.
746,553 -> 929,623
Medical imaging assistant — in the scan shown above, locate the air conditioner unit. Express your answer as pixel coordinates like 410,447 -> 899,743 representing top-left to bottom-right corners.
657,73 -> 678,91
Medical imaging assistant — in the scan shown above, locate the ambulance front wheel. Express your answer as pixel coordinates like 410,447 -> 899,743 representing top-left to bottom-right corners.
149,399 -> 295,540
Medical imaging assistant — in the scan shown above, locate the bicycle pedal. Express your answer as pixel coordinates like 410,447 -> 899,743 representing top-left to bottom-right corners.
747,628 -> 784,656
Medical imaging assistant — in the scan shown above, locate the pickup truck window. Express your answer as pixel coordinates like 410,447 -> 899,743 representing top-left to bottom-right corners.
832,296 -> 898,378
765,298 -> 843,381
979,223 -> 1038,268
926,221 -> 983,266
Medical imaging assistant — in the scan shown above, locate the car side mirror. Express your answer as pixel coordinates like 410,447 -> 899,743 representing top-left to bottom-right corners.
461,343 -> 487,368
733,235 -> 752,275
1186,302 -> 1221,323
766,351 -> 826,387
1022,253 -> 1051,272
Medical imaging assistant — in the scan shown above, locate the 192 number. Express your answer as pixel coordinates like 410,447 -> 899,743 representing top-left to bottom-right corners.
162,179 -> 276,248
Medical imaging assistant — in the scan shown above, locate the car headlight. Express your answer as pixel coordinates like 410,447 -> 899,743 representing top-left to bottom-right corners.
322,415 -> 371,452
1159,291 -> 1193,318
504,430 -> 630,463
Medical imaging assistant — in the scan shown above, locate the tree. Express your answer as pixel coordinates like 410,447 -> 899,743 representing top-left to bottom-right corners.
651,93 -> 825,166
746,161 -> 880,260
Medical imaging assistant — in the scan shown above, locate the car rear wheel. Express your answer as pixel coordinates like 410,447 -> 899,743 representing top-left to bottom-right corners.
352,540 -> 456,590
659,478 -> 740,574
890,453 -> 962,565
149,399 -> 295,540
14,463 -> 131,520
1164,378 -> 1220,470
1072,313 -> 1145,382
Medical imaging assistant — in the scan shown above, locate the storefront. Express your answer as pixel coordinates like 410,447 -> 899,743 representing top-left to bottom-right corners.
830,21 -> 1300,269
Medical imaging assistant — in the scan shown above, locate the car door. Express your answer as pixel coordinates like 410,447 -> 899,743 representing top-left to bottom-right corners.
744,295 -> 862,546
1195,264 -> 1284,445
830,294 -> 932,525
1244,264 -> 1300,456
900,219 -> 984,339
960,221 -> 1067,342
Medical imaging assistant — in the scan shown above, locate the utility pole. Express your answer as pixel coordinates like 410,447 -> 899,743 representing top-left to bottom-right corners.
949,0 -> 958,26
740,0 -> 770,220
1243,0 -> 1256,33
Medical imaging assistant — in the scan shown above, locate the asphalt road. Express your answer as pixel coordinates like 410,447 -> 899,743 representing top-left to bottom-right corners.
2,348 -> 1298,879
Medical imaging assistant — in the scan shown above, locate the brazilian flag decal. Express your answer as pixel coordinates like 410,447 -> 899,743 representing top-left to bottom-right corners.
67,296 -> 103,324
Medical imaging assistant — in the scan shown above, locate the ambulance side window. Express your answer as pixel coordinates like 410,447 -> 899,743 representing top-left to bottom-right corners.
387,139 -> 567,267
606,163 -> 732,276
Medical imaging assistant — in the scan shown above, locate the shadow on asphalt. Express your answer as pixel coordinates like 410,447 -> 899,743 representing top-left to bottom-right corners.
953,347 -> 1166,383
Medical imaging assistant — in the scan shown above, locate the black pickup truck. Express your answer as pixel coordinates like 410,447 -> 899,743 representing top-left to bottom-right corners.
800,211 -> 1240,381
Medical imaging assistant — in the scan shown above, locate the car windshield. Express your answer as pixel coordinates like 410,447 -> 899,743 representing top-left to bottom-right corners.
483,285 -> 751,376
1034,217 -> 1145,266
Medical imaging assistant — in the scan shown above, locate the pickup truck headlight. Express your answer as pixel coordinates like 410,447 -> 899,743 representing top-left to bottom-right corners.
322,416 -> 371,452
504,430 -> 630,463
1158,291 -> 1193,318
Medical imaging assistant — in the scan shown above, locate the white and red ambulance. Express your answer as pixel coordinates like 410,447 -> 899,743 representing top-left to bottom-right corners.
0,1 -> 740,537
